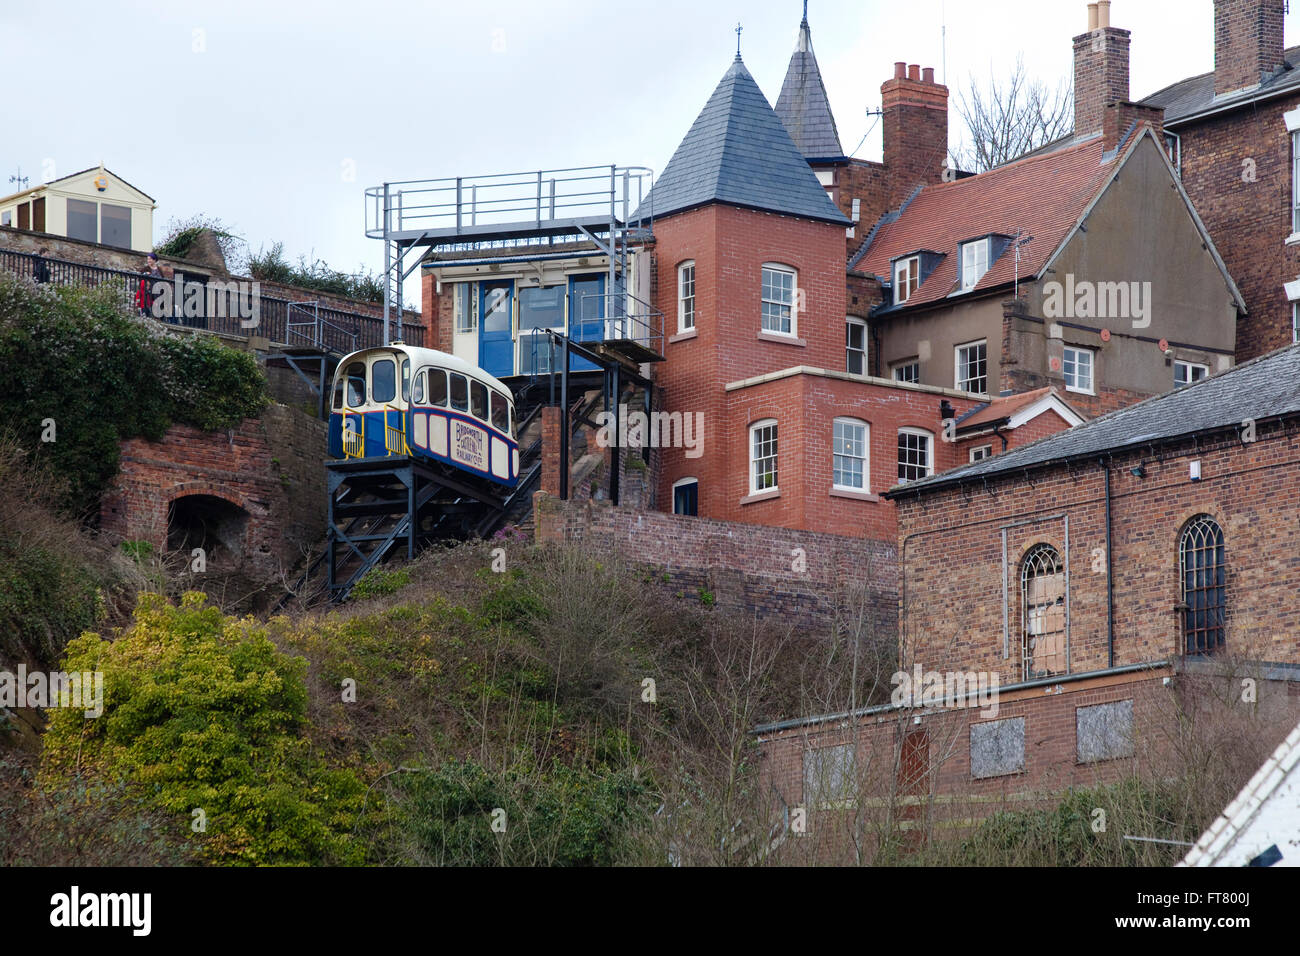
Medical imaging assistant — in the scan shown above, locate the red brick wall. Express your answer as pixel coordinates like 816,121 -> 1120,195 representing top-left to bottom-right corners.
1073,26 -> 1131,138
651,204 -> 849,524
1172,93 -> 1300,361
881,65 -> 949,211
1214,0 -> 1286,95
533,493 -> 897,638
99,406 -> 326,577
892,417 -> 1300,680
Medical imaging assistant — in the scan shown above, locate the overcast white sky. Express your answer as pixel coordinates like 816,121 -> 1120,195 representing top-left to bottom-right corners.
3,1 -> 1294,310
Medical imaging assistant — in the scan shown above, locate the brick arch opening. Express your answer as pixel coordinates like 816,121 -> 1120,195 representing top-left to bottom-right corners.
167,493 -> 250,566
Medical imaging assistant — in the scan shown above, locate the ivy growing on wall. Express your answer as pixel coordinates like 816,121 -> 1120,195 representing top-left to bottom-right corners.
0,274 -> 267,512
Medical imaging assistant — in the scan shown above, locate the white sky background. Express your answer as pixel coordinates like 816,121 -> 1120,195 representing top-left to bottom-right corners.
2,1 -> 1293,311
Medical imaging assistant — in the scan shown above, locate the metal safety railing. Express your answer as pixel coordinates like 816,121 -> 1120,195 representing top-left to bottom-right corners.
0,247 -> 424,350
342,411 -> 365,459
383,405 -> 409,457
365,165 -> 655,240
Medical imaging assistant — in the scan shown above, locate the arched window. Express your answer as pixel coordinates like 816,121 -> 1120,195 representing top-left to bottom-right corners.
1021,544 -> 1066,679
1180,515 -> 1225,655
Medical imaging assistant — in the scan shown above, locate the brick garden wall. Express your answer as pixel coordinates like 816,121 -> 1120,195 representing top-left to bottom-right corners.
533,493 -> 897,638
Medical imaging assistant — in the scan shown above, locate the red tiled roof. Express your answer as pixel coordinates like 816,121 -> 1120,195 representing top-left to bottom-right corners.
959,387 -> 1054,429
858,136 -> 1117,310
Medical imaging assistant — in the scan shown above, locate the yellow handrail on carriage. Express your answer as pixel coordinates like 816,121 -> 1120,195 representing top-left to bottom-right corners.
342,407 -> 365,459
384,404 -> 410,457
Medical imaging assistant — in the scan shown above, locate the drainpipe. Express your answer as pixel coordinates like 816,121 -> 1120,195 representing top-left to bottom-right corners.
1103,456 -> 1115,668
992,422 -> 1009,452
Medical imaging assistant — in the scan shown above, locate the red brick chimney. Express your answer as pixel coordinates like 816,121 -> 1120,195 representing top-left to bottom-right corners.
1074,1 -> 1131,139
882,61 -> 949,211
1214,0 -> 1285,96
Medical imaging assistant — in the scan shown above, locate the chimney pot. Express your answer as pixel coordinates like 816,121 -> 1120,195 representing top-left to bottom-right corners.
1098,0 -> 1111,28
1088,2 -> 1099,31
922,67 -> 935,84
908,64 -> 921,81
894,61 -> 907,79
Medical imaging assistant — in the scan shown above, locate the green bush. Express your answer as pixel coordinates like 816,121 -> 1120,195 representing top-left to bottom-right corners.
0,275 -> 266,509
40,592 -> 370,865
246,242 -> 384,304
350,567 -> 411,601
392,758 -> 651,866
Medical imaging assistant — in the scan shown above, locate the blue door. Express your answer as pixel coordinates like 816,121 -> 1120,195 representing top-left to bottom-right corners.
569,274 -> 604,373
479,280 -> 514,378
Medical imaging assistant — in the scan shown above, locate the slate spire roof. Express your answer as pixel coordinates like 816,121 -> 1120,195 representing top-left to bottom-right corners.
774,11 -> 846,163
636,55 -> 849,226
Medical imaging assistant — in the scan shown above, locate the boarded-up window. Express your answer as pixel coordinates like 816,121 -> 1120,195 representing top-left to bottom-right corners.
101,203 -> 131,248
804,743 -> 855,807
32,196 -> 45,233
17,202 -> 30,231
1077,700 -> 1134,763
971,717 -> 1025,779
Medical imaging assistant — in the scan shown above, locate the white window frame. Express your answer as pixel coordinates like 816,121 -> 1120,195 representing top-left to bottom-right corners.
760,264 -> 797,337
832,417 -> 869,492
970,444 -> 993,463
960,238 -> 990,292
1062,345 -> 1095,395
897,427 -> 934,484
750,419 -> 779,494
672,477 -> 699,516
1174,360 -> 1210,388
846,317 -> 867,375
955,340 -> 988,394
1294,301 -> 1300,345
1164,131 -> 1181,176
894,256 -> 919,305
892,359 -> 920,384
453,283 -> 477,335
1293,130 -> 1300,235
677,260 -> 696,333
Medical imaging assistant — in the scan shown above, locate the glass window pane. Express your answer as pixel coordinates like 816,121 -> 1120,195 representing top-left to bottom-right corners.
450,373 -> 468,412
413,371 -> 426,405
67,198 -> 97,242
518,285 -> 566,331
101,203 -> 131,247
345,362 -> 366,406
371,359 -> 396,404
428,369 -> 448,407
491,390 -> 510,433
471,381 -> 488,420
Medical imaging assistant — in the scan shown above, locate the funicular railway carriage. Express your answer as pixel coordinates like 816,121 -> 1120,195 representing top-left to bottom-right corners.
328,345 -> 520,487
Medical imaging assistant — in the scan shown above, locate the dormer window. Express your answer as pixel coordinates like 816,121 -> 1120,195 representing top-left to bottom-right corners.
894,256 -> 920,304
960,239 -> 991,292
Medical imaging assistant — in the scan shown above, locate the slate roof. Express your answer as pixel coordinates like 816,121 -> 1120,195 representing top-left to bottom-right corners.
1141,45 -> 1300,125
852,136 -> 1116,310
774,16 -> 846,162
635,56 -> 849,226
887,343 -> 1300,498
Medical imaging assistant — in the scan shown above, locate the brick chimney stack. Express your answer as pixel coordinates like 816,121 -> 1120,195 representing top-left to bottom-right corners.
1074,1 -> 1131,139
882,61 -> 949,211
1214,0 -> 1285,96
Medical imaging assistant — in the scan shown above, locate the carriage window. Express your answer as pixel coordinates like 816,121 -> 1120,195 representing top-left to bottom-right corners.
471,381 -> 489,422
491,390 -> 510,433
429,369 -> 448,407
413,371 -> 426,405
332,378 -> 345,410
449,373 -> 469,412
401,360 -> 410,402
372,359 -> 396,404
345,362 -> 366,407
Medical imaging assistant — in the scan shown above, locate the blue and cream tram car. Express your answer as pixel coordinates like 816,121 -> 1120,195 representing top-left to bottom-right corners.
328,345 -> 520,488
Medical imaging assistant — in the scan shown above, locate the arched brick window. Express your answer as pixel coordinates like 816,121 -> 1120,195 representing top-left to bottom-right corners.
1180,515 -> 1225,655
1021,544 -> 1066,679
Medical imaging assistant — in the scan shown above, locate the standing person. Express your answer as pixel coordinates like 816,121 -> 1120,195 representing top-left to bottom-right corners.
32,246 -> 50,284
137,252 -> 163,317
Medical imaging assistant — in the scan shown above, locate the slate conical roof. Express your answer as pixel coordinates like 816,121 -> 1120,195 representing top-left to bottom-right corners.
774,15 -> 846,162
637,56 -> 849,225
